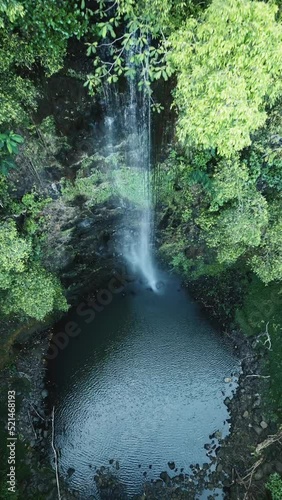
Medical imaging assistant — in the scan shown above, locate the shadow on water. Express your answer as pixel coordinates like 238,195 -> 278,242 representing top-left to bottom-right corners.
47,271 -> 240,499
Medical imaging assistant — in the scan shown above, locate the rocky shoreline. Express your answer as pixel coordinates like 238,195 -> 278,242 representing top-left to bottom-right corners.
0,324 -> 82,499
0,301 -> 280,500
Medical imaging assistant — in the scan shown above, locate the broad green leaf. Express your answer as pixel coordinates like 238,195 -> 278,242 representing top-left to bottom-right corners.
10,134 -> 24,144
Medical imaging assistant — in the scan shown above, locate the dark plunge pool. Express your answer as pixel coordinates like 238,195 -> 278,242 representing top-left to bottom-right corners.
47,272 -> 240,499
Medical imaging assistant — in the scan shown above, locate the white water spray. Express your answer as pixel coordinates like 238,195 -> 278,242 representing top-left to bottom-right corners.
124,211 -> 158,292
102,55 -> 158,291
123,63 -> 158,291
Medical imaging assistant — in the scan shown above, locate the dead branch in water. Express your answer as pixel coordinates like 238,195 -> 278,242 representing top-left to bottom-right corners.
28,401 -> 45,421
256,321 -> 272,350
255,427 -> 282,455
236,457 -> 264,500
236,427 -> 282,498
51,406 -> 61,500
27,410 -> 37,439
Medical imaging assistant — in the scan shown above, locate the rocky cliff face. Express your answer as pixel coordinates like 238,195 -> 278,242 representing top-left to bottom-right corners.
41,195 -> 131,301
11,63 -> 139,303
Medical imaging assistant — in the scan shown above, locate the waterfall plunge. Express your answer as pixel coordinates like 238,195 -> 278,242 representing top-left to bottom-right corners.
122,72 -> 158,292
102,65 -> 158,291
124,206 -> 158,293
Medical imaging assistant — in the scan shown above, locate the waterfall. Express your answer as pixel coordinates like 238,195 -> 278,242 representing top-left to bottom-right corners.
122,63 -> 158,292
101,54 -> 158,291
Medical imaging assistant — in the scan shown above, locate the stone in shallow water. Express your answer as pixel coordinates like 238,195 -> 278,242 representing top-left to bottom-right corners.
253,425 -> 263,436
67,467 -> 75,478
254,469 -> 264,481
275,462 -> 282,473
154,479 -> 163,488
214,431 -> 222,439
224,377 -> 232,383
253,394 -> 261,408
160,471 -> 170,484
168,461 -> 175,470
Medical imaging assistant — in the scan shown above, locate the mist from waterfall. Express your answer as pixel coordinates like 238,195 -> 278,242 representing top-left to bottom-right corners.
102,60 -> 158,291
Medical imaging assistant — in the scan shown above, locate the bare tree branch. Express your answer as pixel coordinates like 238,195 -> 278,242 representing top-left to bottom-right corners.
27,410 -> 37,439
51,406 -> 61,500
255,322 -> 272,350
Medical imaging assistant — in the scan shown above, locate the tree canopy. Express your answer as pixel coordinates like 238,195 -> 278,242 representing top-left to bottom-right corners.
170,0 -> 282,157
0,221 -> 68,320
84,0 -> 202,95
0,0 -> 90,126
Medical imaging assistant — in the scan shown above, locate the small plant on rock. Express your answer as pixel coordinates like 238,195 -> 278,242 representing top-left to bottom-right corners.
266,473 -> 282,500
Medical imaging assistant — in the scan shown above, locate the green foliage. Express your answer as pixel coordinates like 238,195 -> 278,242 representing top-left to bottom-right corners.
234,276 -> 282,415
0,221 -> 68,320
209,159 -> 252,210
159,239 -> 192,274
0,121 -> 68,322
0,76 -> 37,127
62,158 -> 151,207
0,0 -> 90,126
61,172 -> 112,207
3,265 -> 68,321
268,331 -> 282,418
235,276 -> 282,337
199,192 -> 269,265
157,148 -> 213,204
22,116 -> 70,178
0,131 -> 24,154
170,252 -> 193,275
0,221 -> 31,289
112,167 -> 149,206
0,0 -> 25,25
157,149 -> 221,279
266,473 -> 282,499
191,153 -> 282,283
0,175 -> 10,208
170,0 -> 282,157
158,143 -> 282,284
0,131 -> 24,175
84,0 -> 202,95
10,191 -> 52,236
39,116 -> 55,134
250,204 -> 282,283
